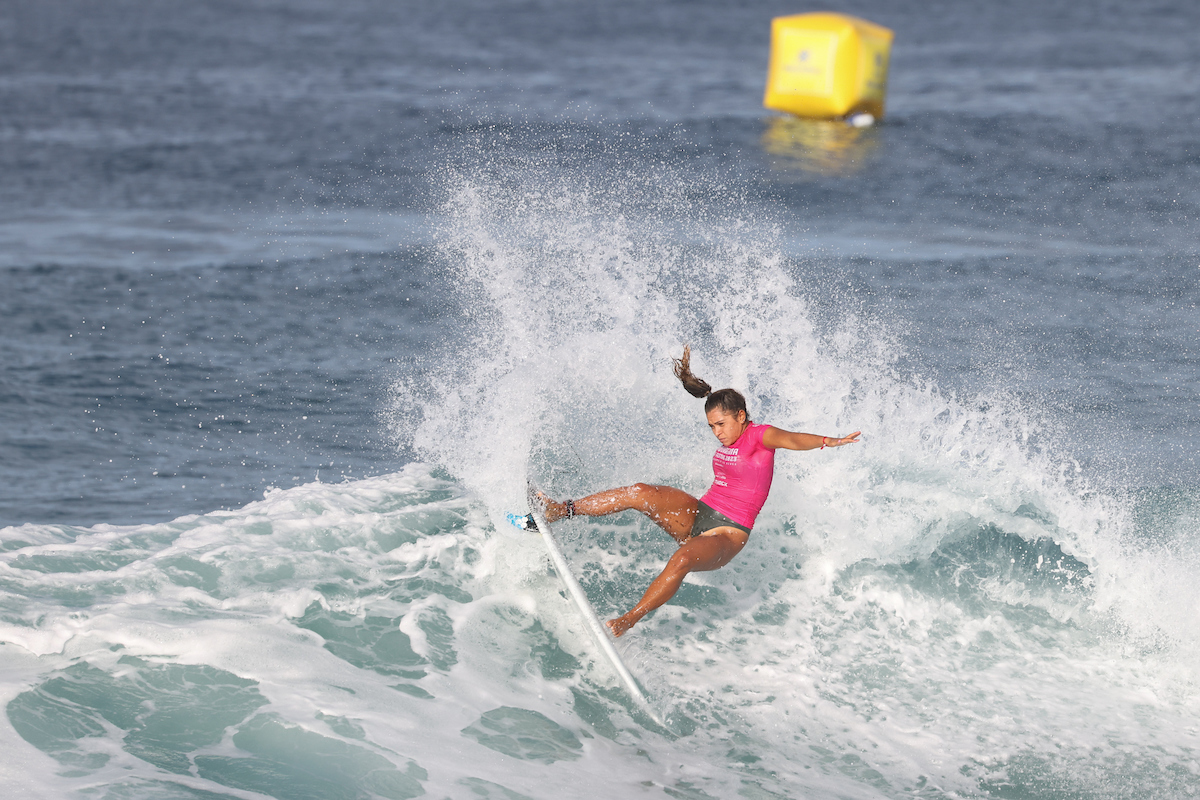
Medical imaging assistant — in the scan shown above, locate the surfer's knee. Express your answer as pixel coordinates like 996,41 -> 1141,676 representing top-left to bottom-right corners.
624,483 -> 657,510
630,482 -> 683,507
665,545 -> 704,575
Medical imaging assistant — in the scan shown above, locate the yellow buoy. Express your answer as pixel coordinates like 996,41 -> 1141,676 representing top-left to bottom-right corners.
763,12 -> 894,120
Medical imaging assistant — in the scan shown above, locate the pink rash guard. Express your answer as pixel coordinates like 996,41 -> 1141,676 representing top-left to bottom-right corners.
699,422 -> 775,530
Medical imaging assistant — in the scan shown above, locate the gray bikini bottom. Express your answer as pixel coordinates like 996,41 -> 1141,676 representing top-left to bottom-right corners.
691,501 -> 752,537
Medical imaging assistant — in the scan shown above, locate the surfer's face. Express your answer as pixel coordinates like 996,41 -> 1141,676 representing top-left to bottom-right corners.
706,407 -> 748,447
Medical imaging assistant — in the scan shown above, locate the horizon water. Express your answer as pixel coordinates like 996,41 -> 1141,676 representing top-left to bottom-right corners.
2,2 -> 1199,799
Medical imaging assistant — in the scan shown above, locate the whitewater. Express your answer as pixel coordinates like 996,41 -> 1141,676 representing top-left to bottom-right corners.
4,164 -> 1199,800
4,1 -> 1200,797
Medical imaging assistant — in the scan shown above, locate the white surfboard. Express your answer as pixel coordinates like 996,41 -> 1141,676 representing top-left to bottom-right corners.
526,482 -> 663,726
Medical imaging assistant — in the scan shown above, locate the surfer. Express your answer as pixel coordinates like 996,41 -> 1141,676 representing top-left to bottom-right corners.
539,347 -> 860,637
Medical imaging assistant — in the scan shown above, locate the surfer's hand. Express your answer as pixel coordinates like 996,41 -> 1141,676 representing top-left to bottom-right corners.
829,431 -> 861,446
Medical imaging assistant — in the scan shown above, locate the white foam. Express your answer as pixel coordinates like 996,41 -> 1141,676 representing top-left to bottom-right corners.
4,166 -> 1199,798
386,163 -> 1200,796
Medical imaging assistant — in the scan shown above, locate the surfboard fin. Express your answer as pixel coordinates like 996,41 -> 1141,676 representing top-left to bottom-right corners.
506,512 -> 537,532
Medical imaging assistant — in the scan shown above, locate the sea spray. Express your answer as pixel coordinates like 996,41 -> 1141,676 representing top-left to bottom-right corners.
2,155 -> 1195,800
387,156 -> 1200,797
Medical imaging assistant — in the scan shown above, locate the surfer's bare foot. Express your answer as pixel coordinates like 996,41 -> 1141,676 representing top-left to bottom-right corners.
539,493 -> 574,523
606,615 -> 635,637
534,492 -> 558,521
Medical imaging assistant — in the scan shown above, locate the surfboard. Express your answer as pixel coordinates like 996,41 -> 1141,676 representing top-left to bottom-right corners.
525,482 -> 663,726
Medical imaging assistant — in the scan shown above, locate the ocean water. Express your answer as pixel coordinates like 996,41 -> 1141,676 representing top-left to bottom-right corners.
2,1 -> 1199,798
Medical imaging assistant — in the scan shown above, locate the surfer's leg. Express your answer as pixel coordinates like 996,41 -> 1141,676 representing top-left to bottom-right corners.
544,484 -> 698,543
607,527 -> 749,637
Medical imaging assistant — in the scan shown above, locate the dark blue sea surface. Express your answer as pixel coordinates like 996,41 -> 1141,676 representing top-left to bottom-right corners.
3,0 -> 1196,527
1,2 -> 1198,799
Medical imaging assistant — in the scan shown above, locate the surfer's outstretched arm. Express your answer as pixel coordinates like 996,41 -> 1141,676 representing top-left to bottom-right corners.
762,428 -> 861,451
606,526 -> 749,637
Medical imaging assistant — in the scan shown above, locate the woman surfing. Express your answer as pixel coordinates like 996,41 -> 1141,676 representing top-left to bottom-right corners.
537,347 -> 860,637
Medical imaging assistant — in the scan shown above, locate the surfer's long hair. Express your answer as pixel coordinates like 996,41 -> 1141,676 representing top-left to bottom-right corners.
672,346 -> 748,418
